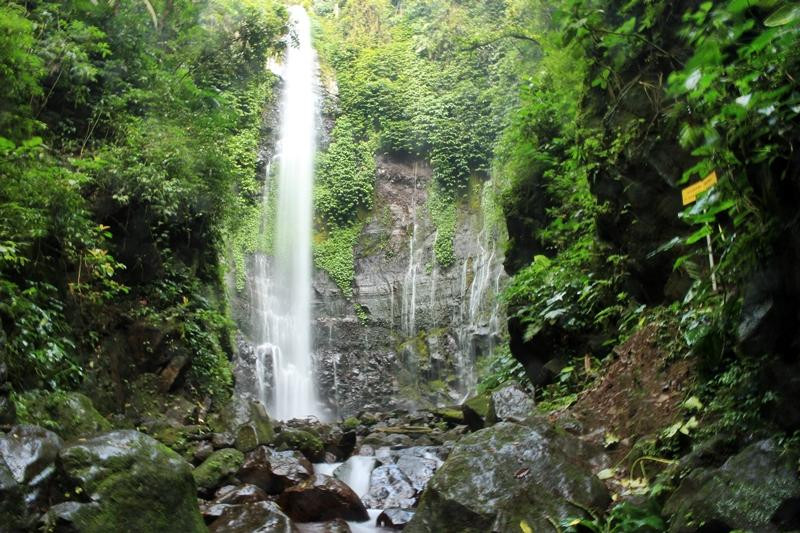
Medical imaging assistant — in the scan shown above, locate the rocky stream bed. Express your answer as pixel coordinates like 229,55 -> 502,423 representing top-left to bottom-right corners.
2,382 -> 800,532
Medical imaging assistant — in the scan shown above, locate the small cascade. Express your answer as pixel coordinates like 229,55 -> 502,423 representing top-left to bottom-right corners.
312,458 -> 389,533
401,164 -> 420,339
249,6 -> 321,421
332,352 -> 340,417
429,258 -> 437,330
454,182 -> 505,396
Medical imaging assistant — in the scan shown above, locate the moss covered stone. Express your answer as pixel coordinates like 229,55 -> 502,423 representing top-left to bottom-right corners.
405,421 -> 609,533
664,439 -> 800,532
461,393 -> 490,430
274,429 -> 325,462
342,417 -> 361,431
234,402 -> 275,453
16,390 -> 111,441
192,448 -> 245,493
59,430 -> 206,533
432,408 -> 464,426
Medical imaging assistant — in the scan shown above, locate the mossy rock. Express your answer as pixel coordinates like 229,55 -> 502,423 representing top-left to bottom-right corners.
274,429 -> 325,462
664,439 -> 800,532
461,393 -> 490,431
235,420 -> 274,453
432,408 -> 465,426
234,402 -> 275,453
342,417 -> 361,431
150,424 -> 204,455
192,448 -> 244,493
406,421 -> 609,533
16,390 -> 111,441
58,430 -> 206,533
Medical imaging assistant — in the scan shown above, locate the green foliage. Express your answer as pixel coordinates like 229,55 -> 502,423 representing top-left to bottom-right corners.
313,222 -> 364,297
427,185 -> 457,268
315,118 -> 376,227
0,0 -> 287,399
562,501 -> 665,533
130,261 -> 234,404
314,0 -> 527,199
476,343 -> 527,394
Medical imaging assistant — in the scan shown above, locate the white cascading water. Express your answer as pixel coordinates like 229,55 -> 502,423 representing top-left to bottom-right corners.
251,6 -> 319,421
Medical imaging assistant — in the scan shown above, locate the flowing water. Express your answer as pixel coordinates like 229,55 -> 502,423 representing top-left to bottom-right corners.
312,459 -> 391,533
251,6 -> 320,421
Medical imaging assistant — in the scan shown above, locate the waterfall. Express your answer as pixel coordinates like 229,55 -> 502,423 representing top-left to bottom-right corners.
251,6 -> 320,421
455,182 -> 505,396
401,165 -> 419,338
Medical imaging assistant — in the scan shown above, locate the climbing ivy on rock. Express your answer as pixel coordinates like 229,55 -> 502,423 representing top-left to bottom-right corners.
315,118 -> 377,228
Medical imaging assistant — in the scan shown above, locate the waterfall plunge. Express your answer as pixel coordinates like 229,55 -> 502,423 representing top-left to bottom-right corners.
252,6 -> 320,421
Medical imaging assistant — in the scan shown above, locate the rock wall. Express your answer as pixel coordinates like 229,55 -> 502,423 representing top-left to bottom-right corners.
231,72 -> 507,419
312,157 -> 507,417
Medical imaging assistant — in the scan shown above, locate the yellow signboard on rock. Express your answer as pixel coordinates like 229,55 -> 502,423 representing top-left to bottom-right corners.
681,171 -> 718,205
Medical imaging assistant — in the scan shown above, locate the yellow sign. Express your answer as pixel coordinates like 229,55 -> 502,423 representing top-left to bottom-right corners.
681,171 -> 718,205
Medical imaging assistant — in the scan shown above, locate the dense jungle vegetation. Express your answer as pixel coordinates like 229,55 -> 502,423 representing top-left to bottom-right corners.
1,0 -> 287,405
2,0 -> 800,531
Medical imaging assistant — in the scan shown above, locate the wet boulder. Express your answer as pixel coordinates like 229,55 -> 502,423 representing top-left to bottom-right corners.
201,484 -> 273,524
0,424 -> 62,492
0,459 -> 26,529
485,384 -> 535,425
237,446 -> 313,494
278,473 -> 369,522
405,420 -> 609,533
664,439 -> 800,532
200,501 -> 233,524
378,508 -> 415,529
193,448 -> 245,494
209,500 -> 294,533
213,483 -> 271,505
0,424 -> 62,528
0,423 -> 63,527
395,454 -> 439,493
58,429 -> 206,533
361,464 -> 417,510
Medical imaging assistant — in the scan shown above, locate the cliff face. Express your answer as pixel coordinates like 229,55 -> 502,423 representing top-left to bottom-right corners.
312,157 -> 507,416
232,155 -> 506,418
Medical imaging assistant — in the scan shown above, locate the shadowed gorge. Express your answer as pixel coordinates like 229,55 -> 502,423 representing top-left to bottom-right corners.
1,1 -> 800,532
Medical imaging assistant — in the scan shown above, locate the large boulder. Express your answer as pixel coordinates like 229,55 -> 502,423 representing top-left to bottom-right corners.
209,500 -> 294,533
234,403 -> 275,453
664,439 -> 800,532
16,391 -> 111,441
0,425 -> 62,528
237,446 -> 313,494
395,454 -> 439,493
405,420 -> 609,533
193,448 -> 245,494
274,429 -> 325,462
486,384 -> 535,425
57,430 -> 206,533
378,508 -> 415,529
278,473 -> 369,522
361,464 -> 417,510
